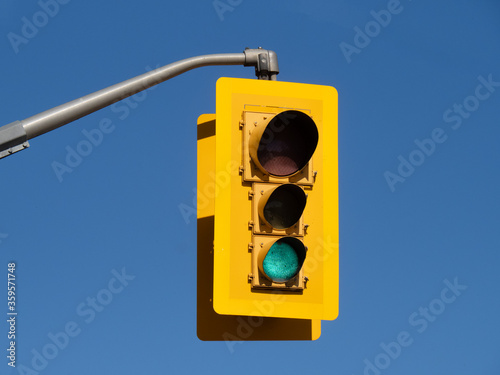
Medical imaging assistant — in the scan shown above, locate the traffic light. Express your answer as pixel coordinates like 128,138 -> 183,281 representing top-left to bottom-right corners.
213,77 -> 338,321
246,110 -> 317,292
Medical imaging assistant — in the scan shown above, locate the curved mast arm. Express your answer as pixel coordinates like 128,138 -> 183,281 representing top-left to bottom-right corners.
0,47 -> 279,159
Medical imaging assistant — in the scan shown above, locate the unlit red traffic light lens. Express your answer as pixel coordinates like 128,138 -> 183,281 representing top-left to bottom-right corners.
257,110 -> 318,176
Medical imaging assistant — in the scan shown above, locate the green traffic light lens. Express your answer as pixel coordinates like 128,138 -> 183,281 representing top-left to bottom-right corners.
262,238 -> 306,283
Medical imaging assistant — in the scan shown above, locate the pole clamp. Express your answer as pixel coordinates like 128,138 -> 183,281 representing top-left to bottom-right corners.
244,47 -> 279,80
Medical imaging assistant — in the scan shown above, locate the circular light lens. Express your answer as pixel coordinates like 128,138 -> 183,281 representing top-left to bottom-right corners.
262,184 -> 306,229
262,238 -> 306,282
256,110 -> 318,177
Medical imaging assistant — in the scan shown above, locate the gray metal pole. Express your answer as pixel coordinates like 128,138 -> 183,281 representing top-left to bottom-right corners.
0,48 -> 279,159
22,53 -> 245,139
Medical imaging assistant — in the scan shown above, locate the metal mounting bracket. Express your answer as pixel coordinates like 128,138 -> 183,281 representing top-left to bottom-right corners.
243,47 -> 279,80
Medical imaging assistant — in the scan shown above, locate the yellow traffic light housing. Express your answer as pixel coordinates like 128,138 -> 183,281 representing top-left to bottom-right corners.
213,77 -> 338,321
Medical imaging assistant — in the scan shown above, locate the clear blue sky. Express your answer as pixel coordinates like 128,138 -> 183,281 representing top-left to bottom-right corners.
0,0 -> 499,374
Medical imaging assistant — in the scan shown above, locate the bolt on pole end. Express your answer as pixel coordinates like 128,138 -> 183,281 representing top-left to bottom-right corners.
0,121 -> 29,159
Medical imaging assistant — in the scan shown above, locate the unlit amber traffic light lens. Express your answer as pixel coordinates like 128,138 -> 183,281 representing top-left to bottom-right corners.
257,110 -> 318,176
263,184 -> 306,229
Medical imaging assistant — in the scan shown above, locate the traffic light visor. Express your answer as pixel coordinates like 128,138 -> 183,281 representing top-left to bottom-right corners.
250,110 -> 318,177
